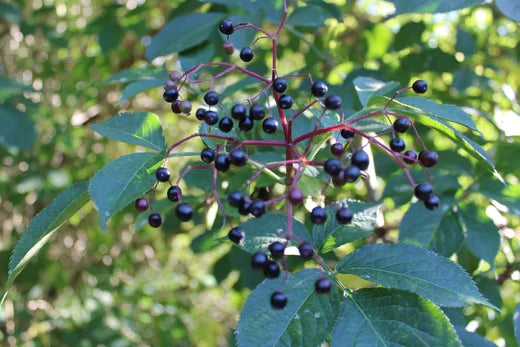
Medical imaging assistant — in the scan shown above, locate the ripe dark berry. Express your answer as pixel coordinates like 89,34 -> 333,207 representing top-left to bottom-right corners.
279,94 -> 293,109
273,78 -> 288,93
228,227 -> 244,244
219,19 -> 234,35
390,138 -> 406,153
336,207 -> 353,224
325,95 -> 342,110
250,200 -> 266,218
424,195 -> 440,210
298,242 -> 314,260
288,188 -> 304,205
169,71 -> 181,83
218,117 -> 234,133
393,118 -> 410,133
148,213 -> 162,228
310,206 -> 327,225
204,110 -> 219,125
419,150 -> 439,167
239,116 -> 254,132
223,41 -> 234,55
269,241 -> 285,259
135,198 -> 149,212
324,158 -> 342,177
240,47 -> 254,62
201,148 -> 216,163
204,91 -> 219,106
238,200 -> 251,215
231,104 -> 247,120
250,104 -> 265,120
195,108 -> 206,121
262,118 -> 278,134
176,203 -> 193,222
167,185 -> 182,202
344,165 -> 361,183
352,150 -> 369,170
341,129 -> 355,139
264,261 -> 281,278
311,81 -> 328,97
227,191 -> 244,207
156,167 -> 170,182
414,183 -> 433,201
403,150 -> 417,165
412,80 -> 428,94
164,80 -> 176,90
315,278 -> 332,294
215,154 -> 230,172
270,292 -> 287,309
229,149 -> 248,167
163,88 -> 179,102
171,100 -> 182,114
251,252 -> 268,270
180,100 -> 192,114
332,170 -> 346,186
331,143 -> 345,156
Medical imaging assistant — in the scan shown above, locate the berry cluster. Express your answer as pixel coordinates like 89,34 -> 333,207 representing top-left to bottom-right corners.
133,6 -> 440,309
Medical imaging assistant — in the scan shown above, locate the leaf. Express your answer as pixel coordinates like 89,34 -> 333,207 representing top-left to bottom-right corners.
331,288 -> 462,347
456,28 -> 476,57
120,78 -> 164,103
454,327 -> 497,347
146,12 -> 224,60
2,182 -> 90,307
91,112 -> 165,152
312,200 -> 381,253
399,198 -> 465,257
0,104 -> 37,149
496,0 -> 520,22
104,66 -> 169,84
286,5 -> 326,27
354,77 -> 399,107
394,21 -> 426,50
514,303 -> 520,346
235,268 -> 340,347
89,152 -> 164,232
239,213 -> 312,254
0,1 -> 21,24
0,77 -> 32,99
389,0 -> 481,15
337,243 -> 492,308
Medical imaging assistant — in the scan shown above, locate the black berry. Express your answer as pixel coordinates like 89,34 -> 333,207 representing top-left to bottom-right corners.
204,91 -> 219,106
279,94 -> 293,109
344,165 -> 361,183
336,207 -> 353,224
228,227 -> 244,244
332,170 -> 346,186
288,188 -> 304,205
325,95 -> 342,109
167,185 -> 182,202
219,19 -> 234,35
135,198 -> 149,212
251,252 -> 268,270
227,191 -> 244,207
393,118 -> 410,133
156,167 -> 171,182
311,81 -> 328,97
324,158 -> 342,177
215,154 -> 230,172
218,117 -> 234,133
310,206 -> 327,225
163,88 -> 179,103
264,261 -> 281,278
262,118 -> 278,134
419,150 -> 439,167
425,195 -> 440,210
331,143 -> 345,156
414,183 -> 433,201
269,241 -> 285,259
403,150 -> 417,165
270,292 -> 287,309
273,78 -> 288,93
171,100 -> 182,114
239,116 -> 254,132
240,47 -> 254,62
148,213 -> 162,228
390,138 -> 406,153
200,148 -> 216,163
412,80 -> 428,94
298,242 -> 314,260
250,200 -> 266,218
315,278 -> 332,294
341,129 -> 355,139
229,149 -> 248,167
250,104 -> 265,120
195,108 -> 206,121
231,104 -> 247,120
238,200 -> 251,215
176,203 -> 193,222
204,110 -> 219,125
352,150 -> 369,170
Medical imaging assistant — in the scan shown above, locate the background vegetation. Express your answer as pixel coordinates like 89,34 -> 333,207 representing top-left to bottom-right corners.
1,0 -> 519,346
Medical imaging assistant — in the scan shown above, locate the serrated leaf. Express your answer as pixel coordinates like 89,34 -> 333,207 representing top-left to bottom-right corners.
331,288 -> 462,347
496,0 -> 520,22
514,303 -> 520,346
120,78 -> 164,103
236,268 -> 340,347
104,66 -> 169,84
2,182 -> 90,307
239,213 -> 312,254
91,112 -> 165,152
312,200 -> 381,253
354,77 -> 399,107
337,243 -> 493,308
454,327 -> 497,347
146,13 -> 224,60
0,104 -> 37,150
388,0 -> 481,15
90,152 -> 164,232
399,198 -> 465,257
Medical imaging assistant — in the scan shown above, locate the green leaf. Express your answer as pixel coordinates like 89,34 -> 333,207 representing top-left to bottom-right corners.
0,104 -> 37,150
399,198 -> 465,257
239,213 -> 312,254
104,66 -> 168,84
389,0 -> 481,15
331,288 -> 462,346
91,112 -> 166,152
312,200 -> 381,253
474,276 -> 502,309
89,152 -> 164,232
456,28 -> 476,57
514,303 -> 520,346
394,21 -> 426,50
120,78 -> 164,103
354,77 -> 399,107
2,182 -> 90,307
0,77 -> 32,99
146,12 -> 224,60
286,5 -> 326,27
336,243 -> 491,308
454,327 -> 497,347
235,268 -> 340,347
0,1 -> 21,24
496,0 -> 520,22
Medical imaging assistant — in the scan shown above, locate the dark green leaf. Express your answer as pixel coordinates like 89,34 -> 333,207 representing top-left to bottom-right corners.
389,0 -> 481,15
286,5 -> 326,27
514,303 -> 520,346
0,77 -> 32,99
91,112 -> 166,152
456,28 -> 476,57
0,1 -> 21,24
104,66 -> 169,84
454,327 -> 497,347
331,288 -> 462,346
0,104 -> 37,150
474,276 -> 502,309
120,78 -> 164,103
496,0 -> 520,22
394,22 -> 426,50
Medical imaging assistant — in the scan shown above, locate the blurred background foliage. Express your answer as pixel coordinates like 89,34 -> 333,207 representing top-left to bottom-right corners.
0,0 -> 519,346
